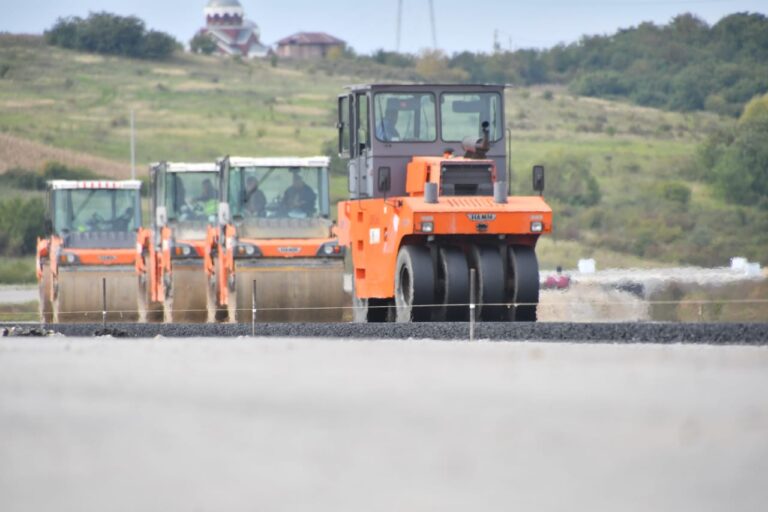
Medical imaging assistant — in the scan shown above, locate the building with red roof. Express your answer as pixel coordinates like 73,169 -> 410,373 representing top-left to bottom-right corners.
275,32 -> 346,59
198,0 -> 268,58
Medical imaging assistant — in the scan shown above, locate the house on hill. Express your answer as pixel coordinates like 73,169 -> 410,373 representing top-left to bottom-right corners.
198,0 -> 269,58
275,32 -> 346,59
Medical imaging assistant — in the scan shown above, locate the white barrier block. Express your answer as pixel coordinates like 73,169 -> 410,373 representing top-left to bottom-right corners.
731,257 -> 748,271
578,258 -> 596,274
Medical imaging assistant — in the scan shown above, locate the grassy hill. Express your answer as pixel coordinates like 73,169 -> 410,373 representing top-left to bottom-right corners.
1,34 -> 765,270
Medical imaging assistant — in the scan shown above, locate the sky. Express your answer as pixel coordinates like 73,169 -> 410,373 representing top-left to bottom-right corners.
1,0 -> 766,54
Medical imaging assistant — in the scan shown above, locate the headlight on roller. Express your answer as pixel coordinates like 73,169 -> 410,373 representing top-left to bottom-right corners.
420,221 -> 434,233
530,221 -> 543,233
59,252 -> 80,265
235,243 -> 261,258
316,242 -> 344,258
172,243 -> 197,258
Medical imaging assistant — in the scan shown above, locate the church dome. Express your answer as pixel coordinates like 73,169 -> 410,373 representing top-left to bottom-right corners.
205,0 -> 244,24
207,0 -> 242,6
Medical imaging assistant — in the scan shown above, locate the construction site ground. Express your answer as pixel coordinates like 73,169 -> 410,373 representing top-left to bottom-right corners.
1,337 -> 766,512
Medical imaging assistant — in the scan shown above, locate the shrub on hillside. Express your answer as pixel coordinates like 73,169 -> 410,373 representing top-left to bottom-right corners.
543,152 -> 602,208
44,12 -> 179,60
0,162 -> 99,191
699,94 -> 768,209
0,197 -> 45,256
0,168 -> 46,190
42,161 -> 99,181
659,181 -> 692,208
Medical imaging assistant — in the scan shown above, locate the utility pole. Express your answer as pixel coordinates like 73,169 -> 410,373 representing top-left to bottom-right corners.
396,0 -> 403,52
130,109 -> 136,180
428,0 -> 437,49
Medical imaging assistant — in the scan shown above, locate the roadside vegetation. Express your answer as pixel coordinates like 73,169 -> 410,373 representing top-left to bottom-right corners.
0,257 -> 37,285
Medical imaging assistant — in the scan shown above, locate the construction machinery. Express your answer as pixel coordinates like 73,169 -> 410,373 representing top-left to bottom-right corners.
206,157 -> 347,322
136,162 -> 220,323
36,180 -> 143,323
335,83 -> 552,322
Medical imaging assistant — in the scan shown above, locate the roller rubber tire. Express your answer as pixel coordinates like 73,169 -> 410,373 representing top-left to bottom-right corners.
509,245 -> 539,322
470,245 -> 506,322
434,246 -> 469,322
395,245 -> 435,323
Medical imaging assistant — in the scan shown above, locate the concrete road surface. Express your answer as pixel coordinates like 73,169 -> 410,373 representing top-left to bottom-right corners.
1,337 -> 767,512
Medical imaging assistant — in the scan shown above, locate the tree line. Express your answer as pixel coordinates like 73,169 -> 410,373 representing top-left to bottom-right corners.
364,12 -> 768,116
45,12 -> 180,60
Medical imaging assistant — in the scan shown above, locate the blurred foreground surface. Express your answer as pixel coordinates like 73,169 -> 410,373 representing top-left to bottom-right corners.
1,338 -> 767,512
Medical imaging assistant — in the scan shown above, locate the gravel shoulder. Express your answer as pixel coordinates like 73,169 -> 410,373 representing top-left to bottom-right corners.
4,321 -> 767,344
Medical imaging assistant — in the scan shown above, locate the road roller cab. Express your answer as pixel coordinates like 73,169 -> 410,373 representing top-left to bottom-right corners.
335,83 -> 552,322
37,179 -> 142,323
136,162 -> 220,322
206,156 -> 347,322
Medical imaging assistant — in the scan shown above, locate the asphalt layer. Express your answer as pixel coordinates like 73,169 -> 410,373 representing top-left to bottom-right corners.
3,321 -> 767,344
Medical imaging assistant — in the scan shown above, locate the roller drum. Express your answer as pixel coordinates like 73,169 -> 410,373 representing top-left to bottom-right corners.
53,266 -> 139,323
230,258 -> 347,323
39,263 -> 53,324
163,263 -> 210,323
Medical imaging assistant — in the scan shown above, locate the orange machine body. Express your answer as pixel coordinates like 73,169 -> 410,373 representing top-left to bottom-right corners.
136,162 -> 220,322
207,227 -> 339,306
204,157 -> 344,307
36,179 -> 143,322
338,156 -> 552,300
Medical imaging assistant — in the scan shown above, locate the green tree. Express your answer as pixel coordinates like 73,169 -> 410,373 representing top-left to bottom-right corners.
702,94 -> 768,208
44,12 -> 178,60
189,32 -> 217,55
0,198 -> 45,256
544,152 -> 602,207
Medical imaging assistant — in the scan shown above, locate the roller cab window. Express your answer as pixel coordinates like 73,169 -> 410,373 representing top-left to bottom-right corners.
440,92 -> 503,142
228,167 -> 327,220
164,172 -> 219,222
53,189 -> 137,234
373,93 -> 437,142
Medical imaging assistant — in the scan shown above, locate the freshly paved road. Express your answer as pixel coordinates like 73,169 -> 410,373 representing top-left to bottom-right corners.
1,337 -> 767,512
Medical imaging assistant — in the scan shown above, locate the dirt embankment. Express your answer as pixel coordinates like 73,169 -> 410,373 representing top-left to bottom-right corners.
0,133 -> 131,177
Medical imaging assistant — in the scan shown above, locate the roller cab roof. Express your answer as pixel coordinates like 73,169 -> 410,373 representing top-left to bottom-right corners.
227,156 -> 330,168
154,162 -> 219,173
344,83 -> 506,93
48,180 -> 142,190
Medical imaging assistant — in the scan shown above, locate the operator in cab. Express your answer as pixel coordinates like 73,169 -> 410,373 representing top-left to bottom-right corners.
281,172 -> 316,216
376,106 -> 400,141
244,176 -> 266,216
194,178 -> 218,216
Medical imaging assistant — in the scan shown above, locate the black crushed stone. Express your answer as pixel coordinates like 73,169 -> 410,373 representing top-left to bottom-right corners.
2,322 -> 766,345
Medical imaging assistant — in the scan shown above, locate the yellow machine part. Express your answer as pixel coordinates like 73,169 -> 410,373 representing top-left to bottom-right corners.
53,266 -> 139,323
230,258 -> 348,322
163,262 -> 211,323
